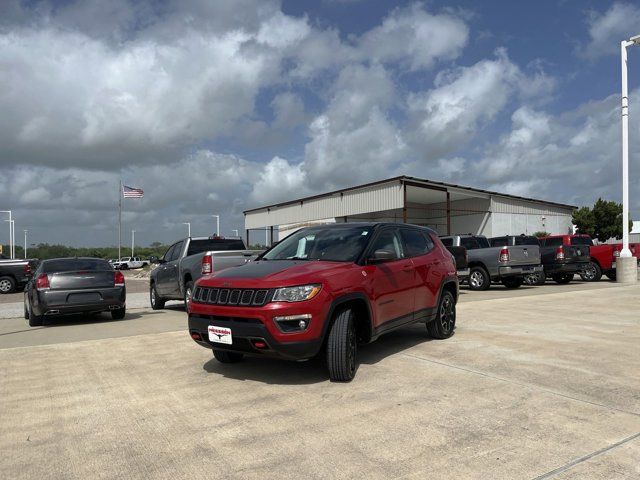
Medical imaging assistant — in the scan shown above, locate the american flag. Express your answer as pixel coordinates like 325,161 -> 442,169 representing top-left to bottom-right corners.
123,185 -> 144,198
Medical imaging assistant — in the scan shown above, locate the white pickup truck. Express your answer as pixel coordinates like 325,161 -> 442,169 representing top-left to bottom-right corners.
112,256 -> 150,270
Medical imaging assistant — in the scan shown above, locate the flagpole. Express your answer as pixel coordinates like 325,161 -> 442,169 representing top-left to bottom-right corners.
118,179 -> 122,261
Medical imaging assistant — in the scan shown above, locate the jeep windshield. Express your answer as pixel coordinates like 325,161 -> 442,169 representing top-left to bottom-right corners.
262,225 -> 373,262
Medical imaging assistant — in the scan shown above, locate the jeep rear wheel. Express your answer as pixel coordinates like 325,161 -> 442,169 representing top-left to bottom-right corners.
326,308 -> 358,382
427,290 -> 456,339
213,350 -> 244,363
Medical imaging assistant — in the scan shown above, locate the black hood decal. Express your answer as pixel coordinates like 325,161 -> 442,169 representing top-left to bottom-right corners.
213,260 -> 304,279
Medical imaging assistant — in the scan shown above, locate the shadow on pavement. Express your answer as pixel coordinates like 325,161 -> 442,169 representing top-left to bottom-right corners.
202,322 -> 439,385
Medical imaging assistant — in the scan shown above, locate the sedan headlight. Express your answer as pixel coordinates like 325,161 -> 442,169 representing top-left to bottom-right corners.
272,284 -> 321,302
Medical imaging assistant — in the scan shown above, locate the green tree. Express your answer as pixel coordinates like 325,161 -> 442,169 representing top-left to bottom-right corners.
572,198 -> 626,241
532,231 -> 550,238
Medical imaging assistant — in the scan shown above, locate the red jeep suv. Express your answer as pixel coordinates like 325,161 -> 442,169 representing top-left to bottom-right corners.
188,223 -> 458,382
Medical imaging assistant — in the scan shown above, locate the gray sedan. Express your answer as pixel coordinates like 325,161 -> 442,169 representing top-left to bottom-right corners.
24,258 -> 126,326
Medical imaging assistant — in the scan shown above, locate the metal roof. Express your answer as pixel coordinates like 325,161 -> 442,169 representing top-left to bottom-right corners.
244,175 -> 577,214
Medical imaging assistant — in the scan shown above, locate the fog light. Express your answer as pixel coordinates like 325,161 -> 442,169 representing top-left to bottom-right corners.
273,314 -> 312,333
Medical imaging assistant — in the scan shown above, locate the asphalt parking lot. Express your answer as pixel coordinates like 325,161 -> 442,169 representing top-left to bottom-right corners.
0,282 -> 638,479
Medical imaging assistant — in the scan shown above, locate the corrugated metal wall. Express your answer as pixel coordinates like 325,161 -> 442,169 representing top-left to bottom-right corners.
245,181 -> 404,229
490,196 -> 573,236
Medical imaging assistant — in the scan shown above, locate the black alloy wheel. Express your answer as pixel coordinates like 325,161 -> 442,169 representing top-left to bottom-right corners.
427,290 -> 456,339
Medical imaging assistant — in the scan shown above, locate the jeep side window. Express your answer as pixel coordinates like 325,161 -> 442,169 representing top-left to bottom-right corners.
400,229 -> 434,257
370,229 -> 404,260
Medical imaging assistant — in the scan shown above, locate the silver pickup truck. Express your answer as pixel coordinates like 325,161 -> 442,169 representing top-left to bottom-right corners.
149,236 -> 263,310
439,234 -> 542,290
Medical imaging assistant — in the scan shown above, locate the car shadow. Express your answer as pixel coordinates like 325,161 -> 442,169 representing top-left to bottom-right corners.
40,310 -> 148,327
202,323 -> 438,385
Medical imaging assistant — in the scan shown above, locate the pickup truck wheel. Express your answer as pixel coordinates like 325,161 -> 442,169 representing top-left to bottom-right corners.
468,267 -> 490,291
524,272 -> 544,285
111,306 -> 126,320
552,273 -> 573,284
579,262 -> 602,282
427,290 -> 456,339
326,308 -> 358,382
184,281 -> 194,311
0,276 -> 16,294
150,284 -> 165,310
501,277 -> 523,289
213,350 -> 244,363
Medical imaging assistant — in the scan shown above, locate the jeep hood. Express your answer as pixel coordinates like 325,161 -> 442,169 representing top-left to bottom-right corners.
207,260 -> 352,285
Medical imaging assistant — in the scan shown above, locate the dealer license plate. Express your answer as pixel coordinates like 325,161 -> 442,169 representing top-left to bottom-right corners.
208,326 -> 232,345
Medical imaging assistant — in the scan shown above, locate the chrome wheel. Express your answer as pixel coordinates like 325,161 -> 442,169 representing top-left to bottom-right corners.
0,278 -> 12,293
184,286 -> 192,310
150,288 -> 156,306
469,271 -> 484,288
582,263 -> 596,281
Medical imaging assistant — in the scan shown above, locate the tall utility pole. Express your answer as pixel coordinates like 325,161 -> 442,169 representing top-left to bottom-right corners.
118,180 -> 122,261
212,215 -> 220,236
617,35 -> 640,283
183,222 -> 191,237
24,230 -> 28,259
1,211 -> 12,258
131,230 -> 136,257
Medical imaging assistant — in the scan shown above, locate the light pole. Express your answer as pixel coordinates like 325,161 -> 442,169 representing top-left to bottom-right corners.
1,211 -> 13,258
212,215 -> 220,236
24,230 -> 28,259
131,230 -> 136,257
618,35 -> 640,283
183,222 -> 191,237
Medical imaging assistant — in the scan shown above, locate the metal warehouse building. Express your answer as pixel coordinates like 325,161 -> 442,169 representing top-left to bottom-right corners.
244,176 -> 575,244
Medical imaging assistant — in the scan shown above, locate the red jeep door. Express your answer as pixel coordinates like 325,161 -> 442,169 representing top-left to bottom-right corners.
364,227 -> 416,329
400,228 -> 439,316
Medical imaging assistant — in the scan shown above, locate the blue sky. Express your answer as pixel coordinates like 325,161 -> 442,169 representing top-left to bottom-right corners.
1,0 -> 639,246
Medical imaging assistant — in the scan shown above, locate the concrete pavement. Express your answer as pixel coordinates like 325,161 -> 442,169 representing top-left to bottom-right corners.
0,283 -> 638,479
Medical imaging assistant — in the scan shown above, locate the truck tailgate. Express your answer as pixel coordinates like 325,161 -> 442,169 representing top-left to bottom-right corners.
506,245 -> 541,265
563,245 -> 590,263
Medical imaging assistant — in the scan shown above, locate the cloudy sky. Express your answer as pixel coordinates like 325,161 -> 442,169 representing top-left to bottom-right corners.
1,0 -> 640,247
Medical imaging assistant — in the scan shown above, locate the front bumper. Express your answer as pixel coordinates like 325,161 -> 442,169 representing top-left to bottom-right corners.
497,264 -> 543,277
188,314 -> 324,360
188,290 -> 332,361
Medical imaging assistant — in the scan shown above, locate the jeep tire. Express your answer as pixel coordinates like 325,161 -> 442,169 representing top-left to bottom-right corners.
326,308 -> 358,382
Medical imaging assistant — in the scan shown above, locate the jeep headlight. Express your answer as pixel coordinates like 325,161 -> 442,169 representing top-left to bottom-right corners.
272,284 -> 321,302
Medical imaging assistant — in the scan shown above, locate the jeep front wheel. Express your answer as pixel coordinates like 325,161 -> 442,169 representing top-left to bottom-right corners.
427,290 -> 456,339
326,308 -> 358,382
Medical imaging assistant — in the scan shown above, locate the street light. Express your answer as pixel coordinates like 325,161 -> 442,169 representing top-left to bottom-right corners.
617,35 -> 640,283
24,230 -> 28,259
1,211 -> 13,258
212,215 -> 220,236
131,230 -> 136,257
182,222 -> 191,237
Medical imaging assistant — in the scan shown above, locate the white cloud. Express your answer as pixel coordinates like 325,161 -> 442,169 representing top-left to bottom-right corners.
581,2 -> 640,59
358,2 -> 468,70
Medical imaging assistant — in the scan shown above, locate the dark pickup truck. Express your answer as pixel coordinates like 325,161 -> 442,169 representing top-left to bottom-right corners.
489,235 -> 590,284
0,255 -> 39,293
445,246 -> 469,282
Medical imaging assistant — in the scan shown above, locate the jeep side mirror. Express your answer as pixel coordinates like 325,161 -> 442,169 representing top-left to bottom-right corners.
368,249 -> 396,264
